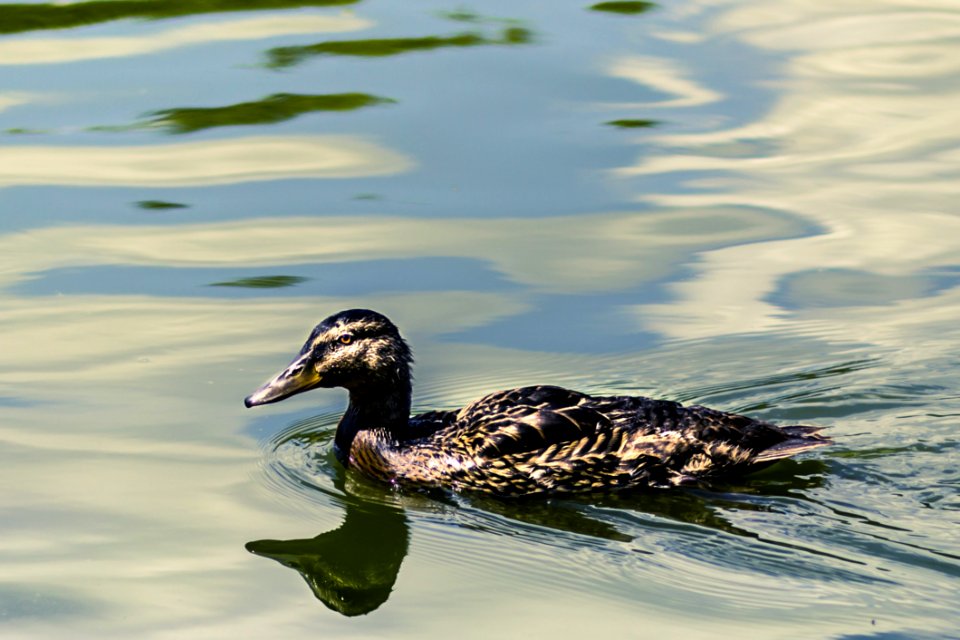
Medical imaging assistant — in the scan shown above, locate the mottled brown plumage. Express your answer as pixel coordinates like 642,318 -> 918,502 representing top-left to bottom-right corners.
245,309 -> 831,497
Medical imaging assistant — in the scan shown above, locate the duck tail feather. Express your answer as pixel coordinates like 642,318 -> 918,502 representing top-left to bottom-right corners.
668,472 -> 700,487
753,434 -> 832,463
780,424 -> 828,437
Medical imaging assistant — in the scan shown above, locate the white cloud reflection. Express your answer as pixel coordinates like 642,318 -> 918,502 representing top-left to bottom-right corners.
618,0 -> 960,345
606,56 -> 722,108
714,4 -> 960,51
0,14 -> 371,66
0,136 -> 414,187
0,93 -> 31,112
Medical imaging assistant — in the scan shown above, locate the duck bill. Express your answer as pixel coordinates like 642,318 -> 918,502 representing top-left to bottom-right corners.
244,353 -> 321,407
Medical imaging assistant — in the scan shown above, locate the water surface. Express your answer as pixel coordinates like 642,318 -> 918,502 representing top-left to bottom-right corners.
1,1 -> 958,638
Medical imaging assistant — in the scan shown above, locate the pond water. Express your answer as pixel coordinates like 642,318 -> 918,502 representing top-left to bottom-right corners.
2,0 -> 959,638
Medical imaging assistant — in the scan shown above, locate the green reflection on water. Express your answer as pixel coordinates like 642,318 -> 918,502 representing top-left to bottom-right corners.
605,119 -> 658,128
147,93 -> 396,134
266,28 -> 533,68
247,499 -> 409,617
436,9 -> 526,27
589,1 -> 655,15
136,200 -> 189,210
209,275 -> 308,288
4,127 -> 47,135
0,0 -> 358,35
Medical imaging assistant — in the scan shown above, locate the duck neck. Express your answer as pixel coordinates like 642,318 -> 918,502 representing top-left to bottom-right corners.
334,378 -> 412,466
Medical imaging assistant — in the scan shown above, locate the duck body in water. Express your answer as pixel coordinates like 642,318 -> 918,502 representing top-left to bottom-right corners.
245,309 -> 830,497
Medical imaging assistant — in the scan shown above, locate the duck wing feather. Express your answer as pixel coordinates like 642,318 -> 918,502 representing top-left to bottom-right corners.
401,385 -> 830,496
447,385 -> 613,459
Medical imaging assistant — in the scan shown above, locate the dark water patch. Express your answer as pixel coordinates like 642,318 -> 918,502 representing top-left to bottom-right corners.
209,275 -> 308,289
605,118 -> 658,128
0,0 -> 358,36
838,632 -> 954,640
146,93 -> 397,134
828,442 -> 949,461
0,585 -> 96,621
436,10 -> 525,26
455,495 -> 633,543
135,199 -> 189,210
0,395 -> 36,408
265,28 -> 533,68
740,457 -> 833,493
589,2 -> 656,15
813,500 -> 914,533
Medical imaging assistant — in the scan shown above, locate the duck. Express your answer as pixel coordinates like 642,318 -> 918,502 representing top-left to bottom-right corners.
244,309 -> 831,497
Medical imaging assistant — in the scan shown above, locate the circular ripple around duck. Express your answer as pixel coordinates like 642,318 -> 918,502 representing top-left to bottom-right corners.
257,410 -> 434,514
256,411 -> 345,514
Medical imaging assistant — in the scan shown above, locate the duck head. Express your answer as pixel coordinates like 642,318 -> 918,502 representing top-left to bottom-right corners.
244,309 -> 412,407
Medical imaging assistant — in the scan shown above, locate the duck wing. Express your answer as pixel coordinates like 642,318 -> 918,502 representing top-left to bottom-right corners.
449,385 -> 614,459
407,409 -> 458,439
408,386 -> 829,496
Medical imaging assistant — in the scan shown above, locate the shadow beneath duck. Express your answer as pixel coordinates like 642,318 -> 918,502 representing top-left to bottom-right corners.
246,495 -> 409,617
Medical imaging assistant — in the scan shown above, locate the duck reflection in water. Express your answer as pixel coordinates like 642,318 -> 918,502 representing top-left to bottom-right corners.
246,494 -> 409,617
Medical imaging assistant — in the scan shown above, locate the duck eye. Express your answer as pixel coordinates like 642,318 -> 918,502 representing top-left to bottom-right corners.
338,333 -> 354,345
